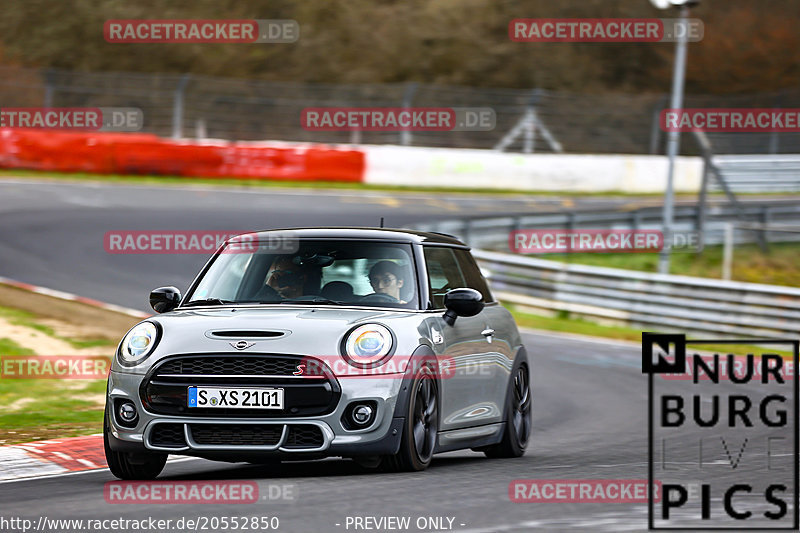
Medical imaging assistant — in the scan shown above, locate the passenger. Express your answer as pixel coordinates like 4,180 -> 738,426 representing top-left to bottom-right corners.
368,261 -> 408,303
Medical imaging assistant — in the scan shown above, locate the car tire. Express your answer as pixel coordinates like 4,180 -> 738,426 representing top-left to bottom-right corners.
383,365 -> 439,472
104,412 -> 167,480
483,365 -> 531,459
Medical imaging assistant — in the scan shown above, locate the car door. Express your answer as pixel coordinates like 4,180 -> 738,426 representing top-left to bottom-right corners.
453,249 -> 513,421
423,246 -> 496,431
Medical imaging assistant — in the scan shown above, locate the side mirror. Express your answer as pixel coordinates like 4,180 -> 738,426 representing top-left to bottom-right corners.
443,288 -> 484,326
150,286 -> 181,313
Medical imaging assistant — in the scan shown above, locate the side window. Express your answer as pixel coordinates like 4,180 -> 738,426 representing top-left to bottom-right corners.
423,246 -> 466,309
454,250 -> 494,303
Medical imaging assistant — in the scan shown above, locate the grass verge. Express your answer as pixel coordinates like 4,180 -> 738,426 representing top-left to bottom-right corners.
541,241 -> 800,288
0,305 -> 117,350
508,306 -> 794,358
0,337 -> 108,445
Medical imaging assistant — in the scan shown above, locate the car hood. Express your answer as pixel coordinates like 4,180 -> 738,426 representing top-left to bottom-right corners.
123,306 -> 428,372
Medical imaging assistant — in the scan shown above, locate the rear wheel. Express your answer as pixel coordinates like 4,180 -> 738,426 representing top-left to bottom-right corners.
104,412 -> 167,480
483,365 -> 531,458
384,366 -> 439,472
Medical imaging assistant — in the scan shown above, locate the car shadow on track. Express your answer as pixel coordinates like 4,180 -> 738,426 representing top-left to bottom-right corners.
158,453 -> 491,481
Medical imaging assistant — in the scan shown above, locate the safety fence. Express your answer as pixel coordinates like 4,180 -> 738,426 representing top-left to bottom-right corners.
3,65 -> 800,155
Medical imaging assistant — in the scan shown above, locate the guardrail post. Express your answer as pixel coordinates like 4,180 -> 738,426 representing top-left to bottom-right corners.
399,82 -> 418,146
566,213 -> 576,232
43,69 -> 55,108
172,74 -> 190,140
761,207 -> 770,254
649,94 -> 668,154
696,156 -> 710,243
462,219 -> 472,246
722,222 -> 734,280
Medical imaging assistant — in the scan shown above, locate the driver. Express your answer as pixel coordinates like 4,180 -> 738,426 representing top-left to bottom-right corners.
266,255 -> 313,299
368,261 -> 407,303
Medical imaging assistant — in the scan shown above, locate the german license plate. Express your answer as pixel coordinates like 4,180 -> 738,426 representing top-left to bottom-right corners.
187,387 -> 284,409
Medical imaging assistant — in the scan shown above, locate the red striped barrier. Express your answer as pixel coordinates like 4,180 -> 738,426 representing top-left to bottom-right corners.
0,129 -> 365,182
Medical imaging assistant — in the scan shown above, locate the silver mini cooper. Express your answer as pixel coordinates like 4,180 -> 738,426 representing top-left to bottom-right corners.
104,228 -> 531,479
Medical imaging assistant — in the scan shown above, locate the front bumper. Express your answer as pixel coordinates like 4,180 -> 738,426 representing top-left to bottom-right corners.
107,368 -> 406,457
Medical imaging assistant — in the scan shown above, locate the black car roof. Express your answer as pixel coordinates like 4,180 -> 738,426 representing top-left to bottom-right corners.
234,227 -> 467,246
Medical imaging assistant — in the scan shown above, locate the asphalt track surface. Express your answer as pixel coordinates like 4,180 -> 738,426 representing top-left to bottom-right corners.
0,179 -> 795,532
0,179 -> 655,313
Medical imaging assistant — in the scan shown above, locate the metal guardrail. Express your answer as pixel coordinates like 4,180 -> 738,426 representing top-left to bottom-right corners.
473,249 -> 800,340
413,200 -> 800,252
710,155 -> 800,193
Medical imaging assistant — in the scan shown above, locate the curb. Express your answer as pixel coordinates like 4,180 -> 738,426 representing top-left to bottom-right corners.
0,278 -> 147,481
0,435 -> 106,482
0,276 -> 149,319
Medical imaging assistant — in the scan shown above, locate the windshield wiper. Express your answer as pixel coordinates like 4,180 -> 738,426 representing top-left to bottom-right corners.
182,298 -> 236,307
280,297 -> 345,305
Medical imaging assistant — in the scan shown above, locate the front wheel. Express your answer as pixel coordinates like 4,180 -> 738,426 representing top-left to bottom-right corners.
483,365 -> 531,458
104,412 -> 167,480
383,366 -> 439,472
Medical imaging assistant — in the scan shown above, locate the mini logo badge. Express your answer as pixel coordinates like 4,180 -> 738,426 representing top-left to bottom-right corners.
230,340 -> 255,350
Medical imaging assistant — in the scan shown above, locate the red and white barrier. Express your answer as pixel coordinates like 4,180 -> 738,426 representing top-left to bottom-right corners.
0,129 -> 364,182
0,129 -> 703,192
360,145 -> 703,193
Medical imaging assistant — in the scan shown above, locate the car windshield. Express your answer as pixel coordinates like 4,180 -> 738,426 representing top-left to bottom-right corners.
184,239 -> 418,309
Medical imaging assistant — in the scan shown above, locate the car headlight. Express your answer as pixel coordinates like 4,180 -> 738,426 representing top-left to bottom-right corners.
119,322 -> 160,366
343,324 -> 394,368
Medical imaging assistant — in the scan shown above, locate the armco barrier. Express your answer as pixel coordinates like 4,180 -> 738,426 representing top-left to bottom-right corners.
473,249 -> 800,340
413,200 -> 800,250
0,129 -> 365,182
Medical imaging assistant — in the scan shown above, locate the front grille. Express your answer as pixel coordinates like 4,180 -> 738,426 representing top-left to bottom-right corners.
150,423 -> 186,448
284,425 -> 324,448
190,424 -> 283,446
156,355 -> 300,376
141,354 -> 341,418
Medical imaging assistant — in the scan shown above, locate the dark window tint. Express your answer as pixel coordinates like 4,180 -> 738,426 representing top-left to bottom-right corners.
453,249 -> 493,302
423,246 -> 466,309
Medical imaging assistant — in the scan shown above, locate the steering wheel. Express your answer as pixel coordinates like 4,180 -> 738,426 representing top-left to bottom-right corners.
251,285 -> 281,302
359,292 -> 400,303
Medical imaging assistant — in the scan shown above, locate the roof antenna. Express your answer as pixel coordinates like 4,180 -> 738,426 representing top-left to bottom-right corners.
380,217 -> 384,228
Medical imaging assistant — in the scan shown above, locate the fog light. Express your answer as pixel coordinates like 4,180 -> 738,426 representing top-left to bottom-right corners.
352,405 -> 373,425
342,401 -> 378,430
118,401 -> 137,422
